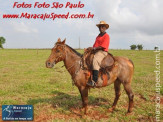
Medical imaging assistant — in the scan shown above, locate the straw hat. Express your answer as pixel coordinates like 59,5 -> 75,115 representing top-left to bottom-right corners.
96,21 -> 109,29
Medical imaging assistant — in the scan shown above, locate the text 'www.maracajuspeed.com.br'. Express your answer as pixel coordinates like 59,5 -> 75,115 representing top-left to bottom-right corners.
3,12 -> 94,20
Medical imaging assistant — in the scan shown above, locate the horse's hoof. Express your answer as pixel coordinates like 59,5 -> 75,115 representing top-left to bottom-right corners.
126,111 -> 133,116
108,108 -> 114,112
80,108 -> 88,115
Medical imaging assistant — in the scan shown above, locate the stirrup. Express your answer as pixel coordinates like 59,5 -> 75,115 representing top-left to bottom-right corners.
92,80 -> 97,87
87,80 -> 96,87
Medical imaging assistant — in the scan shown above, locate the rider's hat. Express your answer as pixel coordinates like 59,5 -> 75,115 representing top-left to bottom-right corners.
96,21 -> 109,29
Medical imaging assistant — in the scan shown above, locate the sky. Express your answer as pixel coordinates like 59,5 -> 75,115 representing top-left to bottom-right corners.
0,0 -> 163,49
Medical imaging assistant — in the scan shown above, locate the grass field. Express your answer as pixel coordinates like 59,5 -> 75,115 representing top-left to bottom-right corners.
0,49 -> 163,121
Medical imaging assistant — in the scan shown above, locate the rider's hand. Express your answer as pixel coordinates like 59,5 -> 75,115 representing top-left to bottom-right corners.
87,47 -> 93,51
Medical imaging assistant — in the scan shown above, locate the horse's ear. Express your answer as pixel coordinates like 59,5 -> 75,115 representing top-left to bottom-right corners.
57,38 -> 61,42
62,38 -> 66,44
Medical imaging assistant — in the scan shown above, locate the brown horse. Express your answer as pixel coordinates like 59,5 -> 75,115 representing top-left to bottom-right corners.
46,38 -> 134,115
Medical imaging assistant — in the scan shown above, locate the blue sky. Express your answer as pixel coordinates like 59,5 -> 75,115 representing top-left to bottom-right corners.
0,0 -> 163,49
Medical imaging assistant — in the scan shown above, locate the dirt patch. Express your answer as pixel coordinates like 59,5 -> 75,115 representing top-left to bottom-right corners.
35,113 -> 78,122
86,110 -> 108,120
150,95 -> 163,104
34,106 -> 109,121
161,97 -> 163,104
137,115 -> 155,122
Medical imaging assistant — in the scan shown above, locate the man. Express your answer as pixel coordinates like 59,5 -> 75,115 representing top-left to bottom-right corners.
87,21 -> 110,87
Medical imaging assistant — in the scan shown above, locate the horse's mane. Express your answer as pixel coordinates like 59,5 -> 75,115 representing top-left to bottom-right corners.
66,44 -> 82,57
55,42 -> 82,57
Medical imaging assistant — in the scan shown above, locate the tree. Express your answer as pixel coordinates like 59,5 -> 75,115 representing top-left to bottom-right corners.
154,46 -> 159,50
130,44 -> 137,50
0,37 -> 6,49
137,44 -> 143,50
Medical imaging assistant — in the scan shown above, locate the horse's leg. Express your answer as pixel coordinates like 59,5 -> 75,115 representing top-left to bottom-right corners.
78,87 -> 84,107
108,79 -> 121,112
123,82 -> 134,113
78,86 -> 88,114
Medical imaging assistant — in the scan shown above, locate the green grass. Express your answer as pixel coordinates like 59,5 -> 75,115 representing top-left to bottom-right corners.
0,49 -> 163,121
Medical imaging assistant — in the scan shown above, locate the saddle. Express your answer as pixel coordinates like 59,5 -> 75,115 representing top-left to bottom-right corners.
100,53 -> 115,71
83,50 -> 115,87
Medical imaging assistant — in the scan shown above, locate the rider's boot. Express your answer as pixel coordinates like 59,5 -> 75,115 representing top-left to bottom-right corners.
87,70 -> 99,87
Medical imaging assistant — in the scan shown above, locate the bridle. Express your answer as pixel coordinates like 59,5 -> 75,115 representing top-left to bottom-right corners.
54,43 -> 82,69
53,44 -> 84,85
52,44 -> 66,64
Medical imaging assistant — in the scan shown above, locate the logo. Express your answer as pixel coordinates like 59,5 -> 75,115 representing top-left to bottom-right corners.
2,105 -> 33,121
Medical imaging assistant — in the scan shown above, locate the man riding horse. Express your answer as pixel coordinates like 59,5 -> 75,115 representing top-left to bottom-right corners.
46,21 -> 134,114
87,21 -> 110,87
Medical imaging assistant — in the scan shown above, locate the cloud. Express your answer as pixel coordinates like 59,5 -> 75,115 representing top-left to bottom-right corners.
0,0 -> 162,49
11,22 -> 38,33
91,0 -> 163,49
93,0 -> 163,35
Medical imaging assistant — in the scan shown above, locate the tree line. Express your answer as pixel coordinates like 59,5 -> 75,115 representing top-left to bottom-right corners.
130,44 -> 143,50
130,44 -> 159,50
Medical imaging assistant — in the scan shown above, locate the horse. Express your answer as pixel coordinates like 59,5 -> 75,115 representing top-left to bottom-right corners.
46,38 -> 134,115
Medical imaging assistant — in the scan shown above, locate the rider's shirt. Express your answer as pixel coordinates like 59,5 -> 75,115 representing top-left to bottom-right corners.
93,32 -> 110,52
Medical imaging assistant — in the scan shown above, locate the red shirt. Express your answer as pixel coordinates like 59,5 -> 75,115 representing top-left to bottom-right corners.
93,33 -> 110,52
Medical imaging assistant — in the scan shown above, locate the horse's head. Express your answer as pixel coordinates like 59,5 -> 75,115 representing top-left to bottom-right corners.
82,48 -> 94,70
46,38 -> 66,68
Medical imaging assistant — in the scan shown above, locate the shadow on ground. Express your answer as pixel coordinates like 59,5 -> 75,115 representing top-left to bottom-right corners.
27,90 -> 112,112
